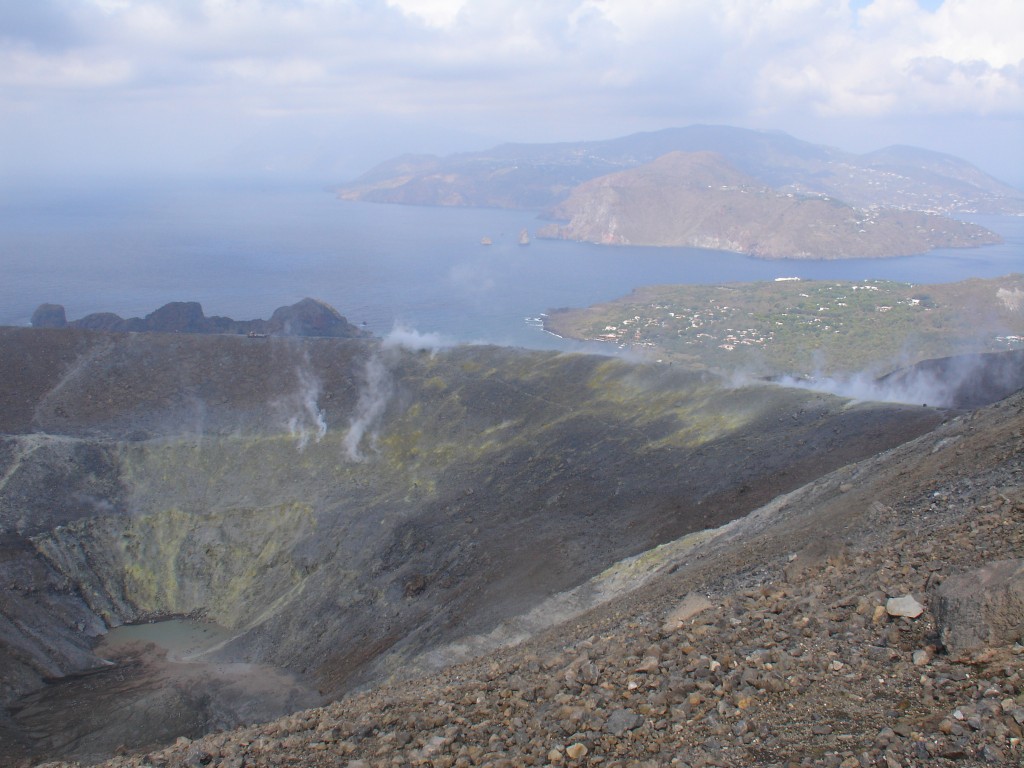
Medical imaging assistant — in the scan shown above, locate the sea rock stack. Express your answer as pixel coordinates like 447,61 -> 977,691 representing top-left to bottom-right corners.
29,299 -> 369,339
30,303 -> 68,328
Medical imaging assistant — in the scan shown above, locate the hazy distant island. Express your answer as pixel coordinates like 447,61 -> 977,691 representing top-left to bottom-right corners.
29,298 -> 369,339
536,151 -> 999,258
337,125 -> 1021,259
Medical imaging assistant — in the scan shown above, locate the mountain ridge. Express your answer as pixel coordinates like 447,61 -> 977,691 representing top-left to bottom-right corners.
337,124 -> 1024,217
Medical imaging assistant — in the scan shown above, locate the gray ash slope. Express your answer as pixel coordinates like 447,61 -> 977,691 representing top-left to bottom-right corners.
0,326 -> 1020,765
79,374 -> 1024,768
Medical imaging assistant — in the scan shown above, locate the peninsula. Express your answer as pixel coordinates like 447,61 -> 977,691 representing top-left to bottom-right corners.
337,125 -> 1021,259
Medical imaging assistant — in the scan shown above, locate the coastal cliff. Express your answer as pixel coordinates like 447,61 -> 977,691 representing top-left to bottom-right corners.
537,151 -> 1000,259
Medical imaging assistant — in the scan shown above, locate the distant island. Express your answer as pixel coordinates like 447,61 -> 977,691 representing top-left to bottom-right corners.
29,298 -> 369,339
337,125 -> 1022,259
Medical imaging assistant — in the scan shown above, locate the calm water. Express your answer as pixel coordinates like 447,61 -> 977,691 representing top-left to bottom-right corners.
2,179 -> 1022,349
99,618 -> 234,661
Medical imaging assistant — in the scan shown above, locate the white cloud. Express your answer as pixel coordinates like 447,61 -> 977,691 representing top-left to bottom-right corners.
0,0 -> 1020,180
0,43 -> 132,88
387,0 -> 464,28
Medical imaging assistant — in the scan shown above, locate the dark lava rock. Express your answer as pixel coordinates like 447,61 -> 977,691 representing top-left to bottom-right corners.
29,299 -> 369,339
139,301 -> 207,333
75,312 -> 129,332
30,304 -> 67,328
266,298 -> 361,337
932,558 -> 1024,656
603,708 -> 642,736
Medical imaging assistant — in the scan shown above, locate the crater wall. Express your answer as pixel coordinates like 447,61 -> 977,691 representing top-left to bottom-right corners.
0,328 -> 950,760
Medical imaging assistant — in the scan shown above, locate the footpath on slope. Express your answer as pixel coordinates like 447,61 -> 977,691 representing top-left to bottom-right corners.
41,392 -> 1024,768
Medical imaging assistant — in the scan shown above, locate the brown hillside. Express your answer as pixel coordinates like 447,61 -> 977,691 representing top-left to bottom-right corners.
539,152 -> 999,259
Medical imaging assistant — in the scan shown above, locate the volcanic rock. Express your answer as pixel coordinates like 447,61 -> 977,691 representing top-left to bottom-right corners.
932,558 -> 1024,656
885,594 -> 925,618
29,303 -> 67,328
662,592 -> 713,633
2,326 -> 1023,767
29,298 -> 368,338
74,311 -> 132,332
266,298 -> 356,337
140,301 -> 208,333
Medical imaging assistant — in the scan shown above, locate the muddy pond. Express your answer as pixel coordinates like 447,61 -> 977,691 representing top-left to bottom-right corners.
5,618 -> 322,765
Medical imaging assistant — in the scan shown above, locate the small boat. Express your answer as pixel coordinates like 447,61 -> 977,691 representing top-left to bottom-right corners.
518,229 -> 530,246
480,236 -> 493,246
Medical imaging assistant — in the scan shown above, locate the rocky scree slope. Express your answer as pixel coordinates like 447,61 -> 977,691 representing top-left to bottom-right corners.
54,380 -> 1024,768
0,327 -> 953,764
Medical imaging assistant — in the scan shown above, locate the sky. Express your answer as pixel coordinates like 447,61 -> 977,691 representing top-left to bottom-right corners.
1,0 -> 1022,187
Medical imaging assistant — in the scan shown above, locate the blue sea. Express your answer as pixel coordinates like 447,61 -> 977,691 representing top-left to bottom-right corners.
1,179 -> 1022,349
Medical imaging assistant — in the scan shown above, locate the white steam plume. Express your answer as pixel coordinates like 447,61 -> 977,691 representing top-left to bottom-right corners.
771,370 -> 950,406
383,324 -> 451,354
343,326 -> 451,461
769,351 -> 1024,408
277,364 -> 327,451
344,352 -> 393,461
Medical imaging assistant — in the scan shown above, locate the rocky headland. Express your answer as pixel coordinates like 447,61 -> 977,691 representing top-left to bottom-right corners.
29,299 -> 368,339
536,152 -> 999,258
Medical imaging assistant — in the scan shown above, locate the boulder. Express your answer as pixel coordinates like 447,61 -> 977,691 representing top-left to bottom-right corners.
662,592 -> 713,633
603,708 -> 642,736
932,559 -> 1024,656
886,595 -> 924,619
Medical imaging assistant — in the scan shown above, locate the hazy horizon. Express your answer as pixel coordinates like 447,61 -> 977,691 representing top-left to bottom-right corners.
1,1 -> 1022,190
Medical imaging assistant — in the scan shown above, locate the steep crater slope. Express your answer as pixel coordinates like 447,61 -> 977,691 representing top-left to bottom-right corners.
84,375 -> 1024,768
0,328 -> 948,763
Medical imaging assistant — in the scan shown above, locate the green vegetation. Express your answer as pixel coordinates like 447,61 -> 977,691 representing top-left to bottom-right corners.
545,275 -> 1024,377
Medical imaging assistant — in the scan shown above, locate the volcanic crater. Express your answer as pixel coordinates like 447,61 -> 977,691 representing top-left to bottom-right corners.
0,325 -> 1009,764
